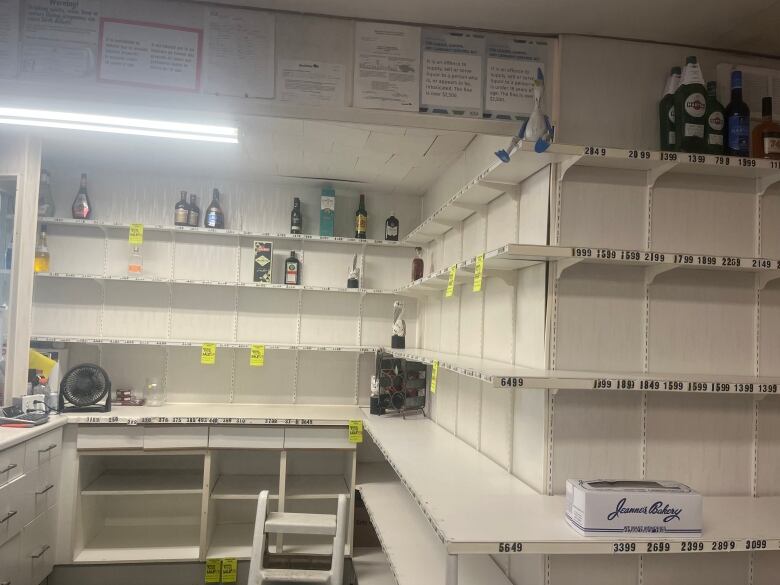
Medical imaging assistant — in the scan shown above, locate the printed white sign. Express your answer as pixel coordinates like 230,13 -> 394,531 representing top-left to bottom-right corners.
278,59 -> 345,106
354,22 -> 420,112
0,0 -> 19,78
203,7 -> 274,98
98,19 -> 202,91
421,29 -> 484,117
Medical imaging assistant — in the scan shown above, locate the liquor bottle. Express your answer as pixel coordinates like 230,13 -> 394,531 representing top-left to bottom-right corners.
411,247 -> 424,281
72,173 -> 92,219
204,188 -> 224,229
355,194 -> 367,239
174,191 -> 190,226
704,81 -> 725,155
285,251 -> 301,285
38,170 -> 55,217
34,227 -> 49,273
674,56 -> 707,153
751,97 -> 780,160
725,70 -> 751,157
128,245 -> 143,275
391,301 -> 406,349
291,197 -> 303,234
659,66 -> 681,151
347,254 -> 360,288
188,194 -> 200,227
385,212 -> 399,241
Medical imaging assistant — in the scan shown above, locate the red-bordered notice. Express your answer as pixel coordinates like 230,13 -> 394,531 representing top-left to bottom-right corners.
98,19 -> 203,92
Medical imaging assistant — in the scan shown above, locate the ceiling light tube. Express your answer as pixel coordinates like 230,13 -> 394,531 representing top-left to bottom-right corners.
0,107 -> 239,143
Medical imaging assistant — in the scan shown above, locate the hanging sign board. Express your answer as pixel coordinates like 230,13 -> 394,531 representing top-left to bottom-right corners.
250,344 -> 265,367
430,360 -> 439,394
128,224 -> 144,245
98,19 -> 203,91
201,343 -> 216,365
205,559 -> 221,583
221,558 -> 238,583
446,265 -> 457,298
420,28 -> 485,118
348,420 -> 363,443
278,60 -> 346,106
473,254 -> 485,292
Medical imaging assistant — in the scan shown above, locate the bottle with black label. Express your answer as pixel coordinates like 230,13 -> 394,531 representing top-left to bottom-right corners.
204,188 -> 224,229
704,81 -> 725,155
674,56 -> 707,153
659,66 -> 681,151
285,250 -> 301,285
72,173 -> 92,219
385,212 -> 399,241
355,194 -> 367,239
174,191 -> 190,226
291,197 -> 302,234
188,194 -> 200,227
725,70 -> 751,157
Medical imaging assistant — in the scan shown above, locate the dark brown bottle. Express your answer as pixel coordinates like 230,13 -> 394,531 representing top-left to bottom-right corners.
355,194 -> 367,239
411,247 -> 424,281
385,212 -> 399,241
204,188 -> 224,229
174,191 -> 189,226
285,251 -> 301,285
188,194 -> 200,227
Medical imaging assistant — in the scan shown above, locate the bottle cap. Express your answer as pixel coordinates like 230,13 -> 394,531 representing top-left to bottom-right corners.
671,66 -> 682,75
731,70 -> 743,89
294,197 -> 300,204
685,56 -> 697,65
763,96 -> 773,118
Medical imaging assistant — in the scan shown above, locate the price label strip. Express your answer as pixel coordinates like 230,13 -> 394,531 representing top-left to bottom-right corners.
129,223 -> 144,245
430,360 -> 439,394
205,559 -> 222,583
445,266 -> 457,298
473,254 -> 484,293
221,558 -> 237,583
348,419 -> 363,443
201,343 -> 217,365
250,344 -> 265,367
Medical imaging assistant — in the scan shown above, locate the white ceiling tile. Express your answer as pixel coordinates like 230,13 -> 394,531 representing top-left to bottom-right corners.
365,132 -> 436,157
425,133 -> 476,157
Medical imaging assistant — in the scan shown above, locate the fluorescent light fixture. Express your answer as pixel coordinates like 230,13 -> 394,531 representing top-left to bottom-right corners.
0,107 -> 239,144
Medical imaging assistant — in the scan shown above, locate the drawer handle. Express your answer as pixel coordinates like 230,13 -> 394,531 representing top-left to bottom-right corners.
38,443 -> 57,453
0,510 -> 17,524
0,463 -> 17,474
30,545 -> 50,559
35,484 -> 54,496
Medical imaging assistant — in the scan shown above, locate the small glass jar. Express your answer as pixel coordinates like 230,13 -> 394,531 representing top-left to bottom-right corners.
145,377 -> 164,407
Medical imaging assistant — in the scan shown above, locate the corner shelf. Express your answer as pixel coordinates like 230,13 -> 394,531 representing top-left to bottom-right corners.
74,524 -> 201,563
363,413 -> 780,556
82,470 -> 203,496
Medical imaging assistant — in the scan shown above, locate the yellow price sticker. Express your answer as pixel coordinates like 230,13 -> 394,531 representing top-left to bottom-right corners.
348,419 -> 363,443
473,254 -> 485,292
430,360 -> 439,394
129,223 -> 144,245
205,559 -> 222,583
201,343 -> 216,365
221,558 -> 238,583
445,265 -> 457,298
250,344 -> 265,367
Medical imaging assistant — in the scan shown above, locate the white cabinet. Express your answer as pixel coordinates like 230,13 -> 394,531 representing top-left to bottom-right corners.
20,509 -> 55,585
0,444 -> 24,488
23,429 -> 61,471
76,425 -> 143,450
0,534 -> 21,585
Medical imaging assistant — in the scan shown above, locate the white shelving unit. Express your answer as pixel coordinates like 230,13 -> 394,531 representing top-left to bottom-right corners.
82,469 -> 204,496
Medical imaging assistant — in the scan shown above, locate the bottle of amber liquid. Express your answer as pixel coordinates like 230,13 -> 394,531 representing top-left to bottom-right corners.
34,227 -> 50,273
411,247 -> 424,281
752,97 -> 780,160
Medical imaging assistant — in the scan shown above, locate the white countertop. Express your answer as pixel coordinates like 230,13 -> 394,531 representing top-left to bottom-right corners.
0,415 -> 67,451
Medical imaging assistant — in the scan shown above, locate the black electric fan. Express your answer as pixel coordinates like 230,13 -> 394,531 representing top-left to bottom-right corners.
59,364 -> 112,413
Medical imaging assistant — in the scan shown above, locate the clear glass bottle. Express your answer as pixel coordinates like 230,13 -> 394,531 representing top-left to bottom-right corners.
128,245 -> 143,275
751,97 -> 780,160
145,377 -> 164,407
34,228 -> 50,273
72,173 -> 92,219
411,247 -> 424,281
38,170 -> 55,217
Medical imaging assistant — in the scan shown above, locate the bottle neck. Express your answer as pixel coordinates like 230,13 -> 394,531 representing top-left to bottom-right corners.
731,87 -> 743,102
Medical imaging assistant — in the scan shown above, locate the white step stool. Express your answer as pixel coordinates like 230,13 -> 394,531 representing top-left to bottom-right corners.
248,490 -> 348,585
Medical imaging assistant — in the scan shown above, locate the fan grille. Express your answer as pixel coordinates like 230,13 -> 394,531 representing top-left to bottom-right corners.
61,364 -> 110,407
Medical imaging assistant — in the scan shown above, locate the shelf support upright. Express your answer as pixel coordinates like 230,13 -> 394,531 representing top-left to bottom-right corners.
445,553 -> 458,585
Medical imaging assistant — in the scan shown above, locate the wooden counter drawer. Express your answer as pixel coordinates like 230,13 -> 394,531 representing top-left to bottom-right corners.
0,533 -> 21,585
0,444 -> 24,489
283,427 -> 354,450
0,476 -> 29,548
208,426 -> 284,449
24,429 -> 62,471
77,425 -> 143,450
20,508 -> 55,585
143,426 -> 208,450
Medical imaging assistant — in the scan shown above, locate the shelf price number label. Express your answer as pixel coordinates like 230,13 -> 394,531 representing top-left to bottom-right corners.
205,559 -> 222,583
221,558 -> 237,583
430,360 -> 439,394
201,343 -> 217,365
128,223 -> 144,245
348,419 -> 363,443
473,254 -> 485,292
446,265 -> 457,298
250,344 -> 265,367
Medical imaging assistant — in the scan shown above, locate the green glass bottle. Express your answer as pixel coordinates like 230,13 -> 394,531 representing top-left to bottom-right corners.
659,67 -> 681,151
704,81 -> 725,155
674,56 -> 707,153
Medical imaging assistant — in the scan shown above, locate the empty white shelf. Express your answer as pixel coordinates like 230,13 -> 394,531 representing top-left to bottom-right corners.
357,463 -> 512,585
211,475 -> 280,500
74,524 -> 201,563
82,470 -> 203,496
286,475 -> 350,500
351,548 -> 395,585
207,522 -> 255,559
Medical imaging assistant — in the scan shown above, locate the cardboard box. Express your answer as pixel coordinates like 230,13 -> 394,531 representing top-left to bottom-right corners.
565,479 -> 702,537
253,241 -> 273,283
320,188 -> 335,237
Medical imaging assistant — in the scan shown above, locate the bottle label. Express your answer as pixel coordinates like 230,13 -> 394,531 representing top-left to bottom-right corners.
708,111 -> 724,131
708,134 -> 723,146
764,135 -> 780,155
175,208 -> 189,224
684,93 -> 706,118
206,211 -> 218,227
128,263 -> 142,273
684,123 -> 704,138
386,225 -> 398,238
285,262 -> 298,285
668,106 -> 675,123
356,215 -> 366,234
669,131 -> 676,145
188,211 -> 199,226
727,115 -> 750,152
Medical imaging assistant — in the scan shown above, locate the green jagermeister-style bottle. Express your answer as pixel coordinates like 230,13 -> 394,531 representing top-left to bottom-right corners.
704,81 -> 725,155
674,56 -> 708,153
659,66 -> 681,151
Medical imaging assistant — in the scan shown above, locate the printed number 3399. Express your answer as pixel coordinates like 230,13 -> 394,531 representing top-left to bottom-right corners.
498,542 -> 523,553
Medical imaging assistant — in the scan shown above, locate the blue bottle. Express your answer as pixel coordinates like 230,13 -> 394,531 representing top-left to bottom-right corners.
725,70 -> 751,157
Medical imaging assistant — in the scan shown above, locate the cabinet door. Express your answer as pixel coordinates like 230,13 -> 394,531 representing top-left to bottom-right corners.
28,456 -> 60,523
0,476 -> 29,548
76,425 -> 143,450
0,533 -> 21,585
0,444 -> 25,489
24,429 -> 62,471
20,509 -> 55,585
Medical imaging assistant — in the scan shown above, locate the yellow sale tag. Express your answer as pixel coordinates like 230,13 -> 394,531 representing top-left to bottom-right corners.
221,558 -> 238,583
201,343 -> 216,365
129,223 -> 144,245
473,254 -> 484,292
250,344 -> 265,367
445,265 -> 457,298
430,360 -> 439,394
205,559 -> 222,583
348,420 -> 363,443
